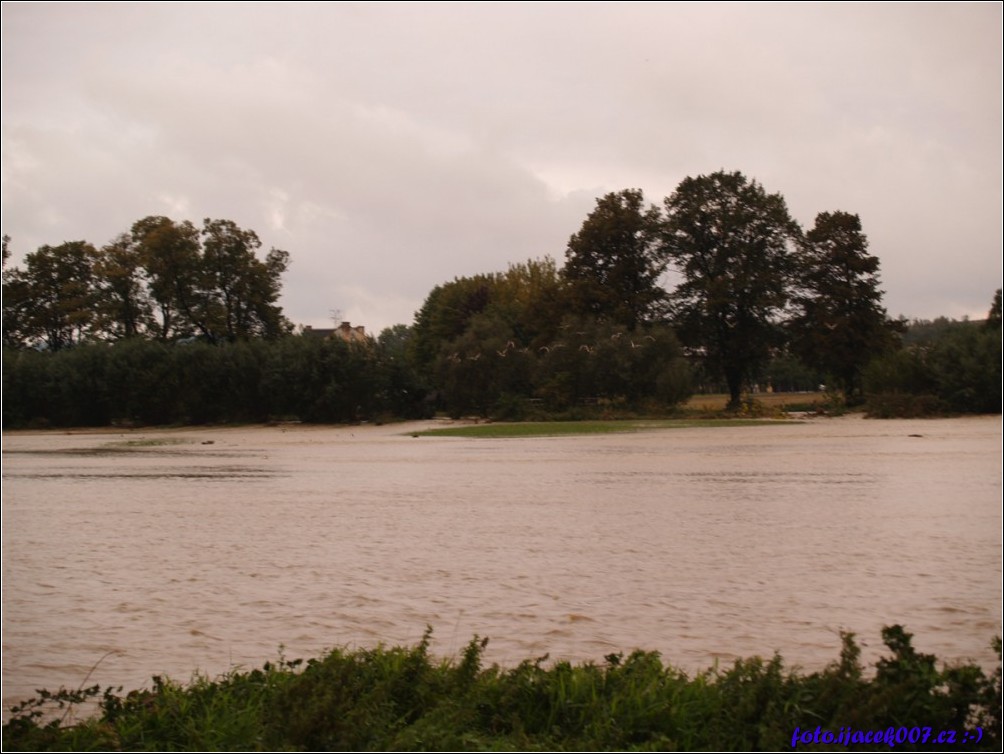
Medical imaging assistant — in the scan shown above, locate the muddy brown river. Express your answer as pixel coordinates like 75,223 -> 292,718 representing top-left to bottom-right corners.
2,415 -> 1001,712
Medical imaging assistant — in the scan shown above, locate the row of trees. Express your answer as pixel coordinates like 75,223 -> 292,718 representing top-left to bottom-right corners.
2,335 -> 422,428
2,216 -> 291,350
565,174 -> 901,408
413,172 -> 902,413
863,305 -> 1001,416
4,170 -> 999,427
4,307 -> 995,429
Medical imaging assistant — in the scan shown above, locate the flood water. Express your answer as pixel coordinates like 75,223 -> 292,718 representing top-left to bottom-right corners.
2,415 -> 1001,712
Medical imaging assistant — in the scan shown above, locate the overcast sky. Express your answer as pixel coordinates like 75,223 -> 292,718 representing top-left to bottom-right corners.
2,3 -> 1001,334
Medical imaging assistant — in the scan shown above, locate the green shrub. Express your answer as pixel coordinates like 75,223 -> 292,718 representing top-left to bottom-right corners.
4,626 -> 999,752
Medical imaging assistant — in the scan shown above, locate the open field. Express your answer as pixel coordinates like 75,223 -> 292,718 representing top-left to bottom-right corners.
683,391 -> 827,412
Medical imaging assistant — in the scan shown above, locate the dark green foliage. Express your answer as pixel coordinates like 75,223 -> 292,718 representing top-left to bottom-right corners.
562,189 -> 668,329
431,315 -> 692,419
2,241 -> 99,351
264,627 -> 443,750
863,306 -> 1002,416
92,234 -> 154,340
101,339 -> 181,425
258,336 -> 395,424
2,217 -> 291,350
662,170 -> 802,411
411,258 -> 692,419
789,212 -> 900,401
1,348 -> 51,427
411,274 -> 501,372
372,325 -> 430,420
532,316 -> 691,415
4,626 -> 999,752
5,194 -> 996,426
199,219 -> 291,342
902,316 -> 982,347
986,289 -> 1002,331
862,349 -> 943,417
765,352 -> 825,394
410,258 -> 566,374
1,335 -> 429,428
920,324 -> 1002,414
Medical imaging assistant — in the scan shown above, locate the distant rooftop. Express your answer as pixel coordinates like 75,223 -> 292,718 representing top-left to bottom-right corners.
303,321 -> 368,343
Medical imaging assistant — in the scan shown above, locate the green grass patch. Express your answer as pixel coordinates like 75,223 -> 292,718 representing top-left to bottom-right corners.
105,437 -> 193,449
4,626 -> 999,752
413,418 -> 798,438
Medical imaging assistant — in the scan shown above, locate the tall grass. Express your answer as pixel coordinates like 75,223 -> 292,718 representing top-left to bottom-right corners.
4,626 -> 999,751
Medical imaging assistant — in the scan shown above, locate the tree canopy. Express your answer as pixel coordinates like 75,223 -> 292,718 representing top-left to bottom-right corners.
662,170 -> 801,410
788,211 -> 899,399
409,255 -> 691,418
562,189 -> 667,330
986,288 -> 1002,331
4,178 -> 997,427
2,217 -> 291,350
2,241 -> 99,351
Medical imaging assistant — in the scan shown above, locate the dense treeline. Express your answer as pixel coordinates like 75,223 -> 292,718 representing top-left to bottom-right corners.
5,312 -> 992,429
864,310 -> 1002,417
3,626 -> 1000,751
2,336 -> 424,427
2,217 -> 291,349
409,257 -> 692,419
4,170 -> 1001,427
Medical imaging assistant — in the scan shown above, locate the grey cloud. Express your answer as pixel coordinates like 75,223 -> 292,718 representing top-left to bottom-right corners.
2,2 -> 1000,332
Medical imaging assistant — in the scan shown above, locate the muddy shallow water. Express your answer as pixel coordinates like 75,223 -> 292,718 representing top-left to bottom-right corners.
2,415 -> 1001,711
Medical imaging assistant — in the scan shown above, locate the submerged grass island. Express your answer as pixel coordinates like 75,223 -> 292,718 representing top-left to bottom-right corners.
411,418 -> 799,439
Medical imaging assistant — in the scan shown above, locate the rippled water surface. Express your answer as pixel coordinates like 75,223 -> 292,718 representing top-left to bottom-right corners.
2,416 -> 1001,710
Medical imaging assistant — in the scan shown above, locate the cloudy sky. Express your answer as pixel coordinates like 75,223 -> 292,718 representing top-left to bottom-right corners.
2,3 -> 1001,334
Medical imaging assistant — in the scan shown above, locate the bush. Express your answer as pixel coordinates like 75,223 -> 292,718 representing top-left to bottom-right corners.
863,325 -> 1001,417
4,626 -> 999,752
2,336 -> 429,428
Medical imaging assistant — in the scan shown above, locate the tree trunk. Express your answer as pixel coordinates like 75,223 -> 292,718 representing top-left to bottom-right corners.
725,367 -> 743,412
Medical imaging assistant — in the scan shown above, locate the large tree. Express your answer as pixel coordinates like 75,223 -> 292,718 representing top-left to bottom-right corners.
3,217 -> 291,348
788,211 -> 898,400
3,236 -> 32,349
662,170 -> 801,410
410,273 -> 497,370
131,215 -> 291,342
562,189 -> 667,330
131,216 -> 203,340
2,241 -> 99,350
986,288 -> 1002,331
92,233 -> 153,340
200,218 -> 291,341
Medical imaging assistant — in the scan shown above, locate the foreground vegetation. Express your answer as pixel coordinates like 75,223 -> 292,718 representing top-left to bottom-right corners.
4,626 -> 999,752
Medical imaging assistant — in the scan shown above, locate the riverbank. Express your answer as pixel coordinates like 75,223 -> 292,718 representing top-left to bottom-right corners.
0,391 -> 831,435
4,625 -> 999,751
